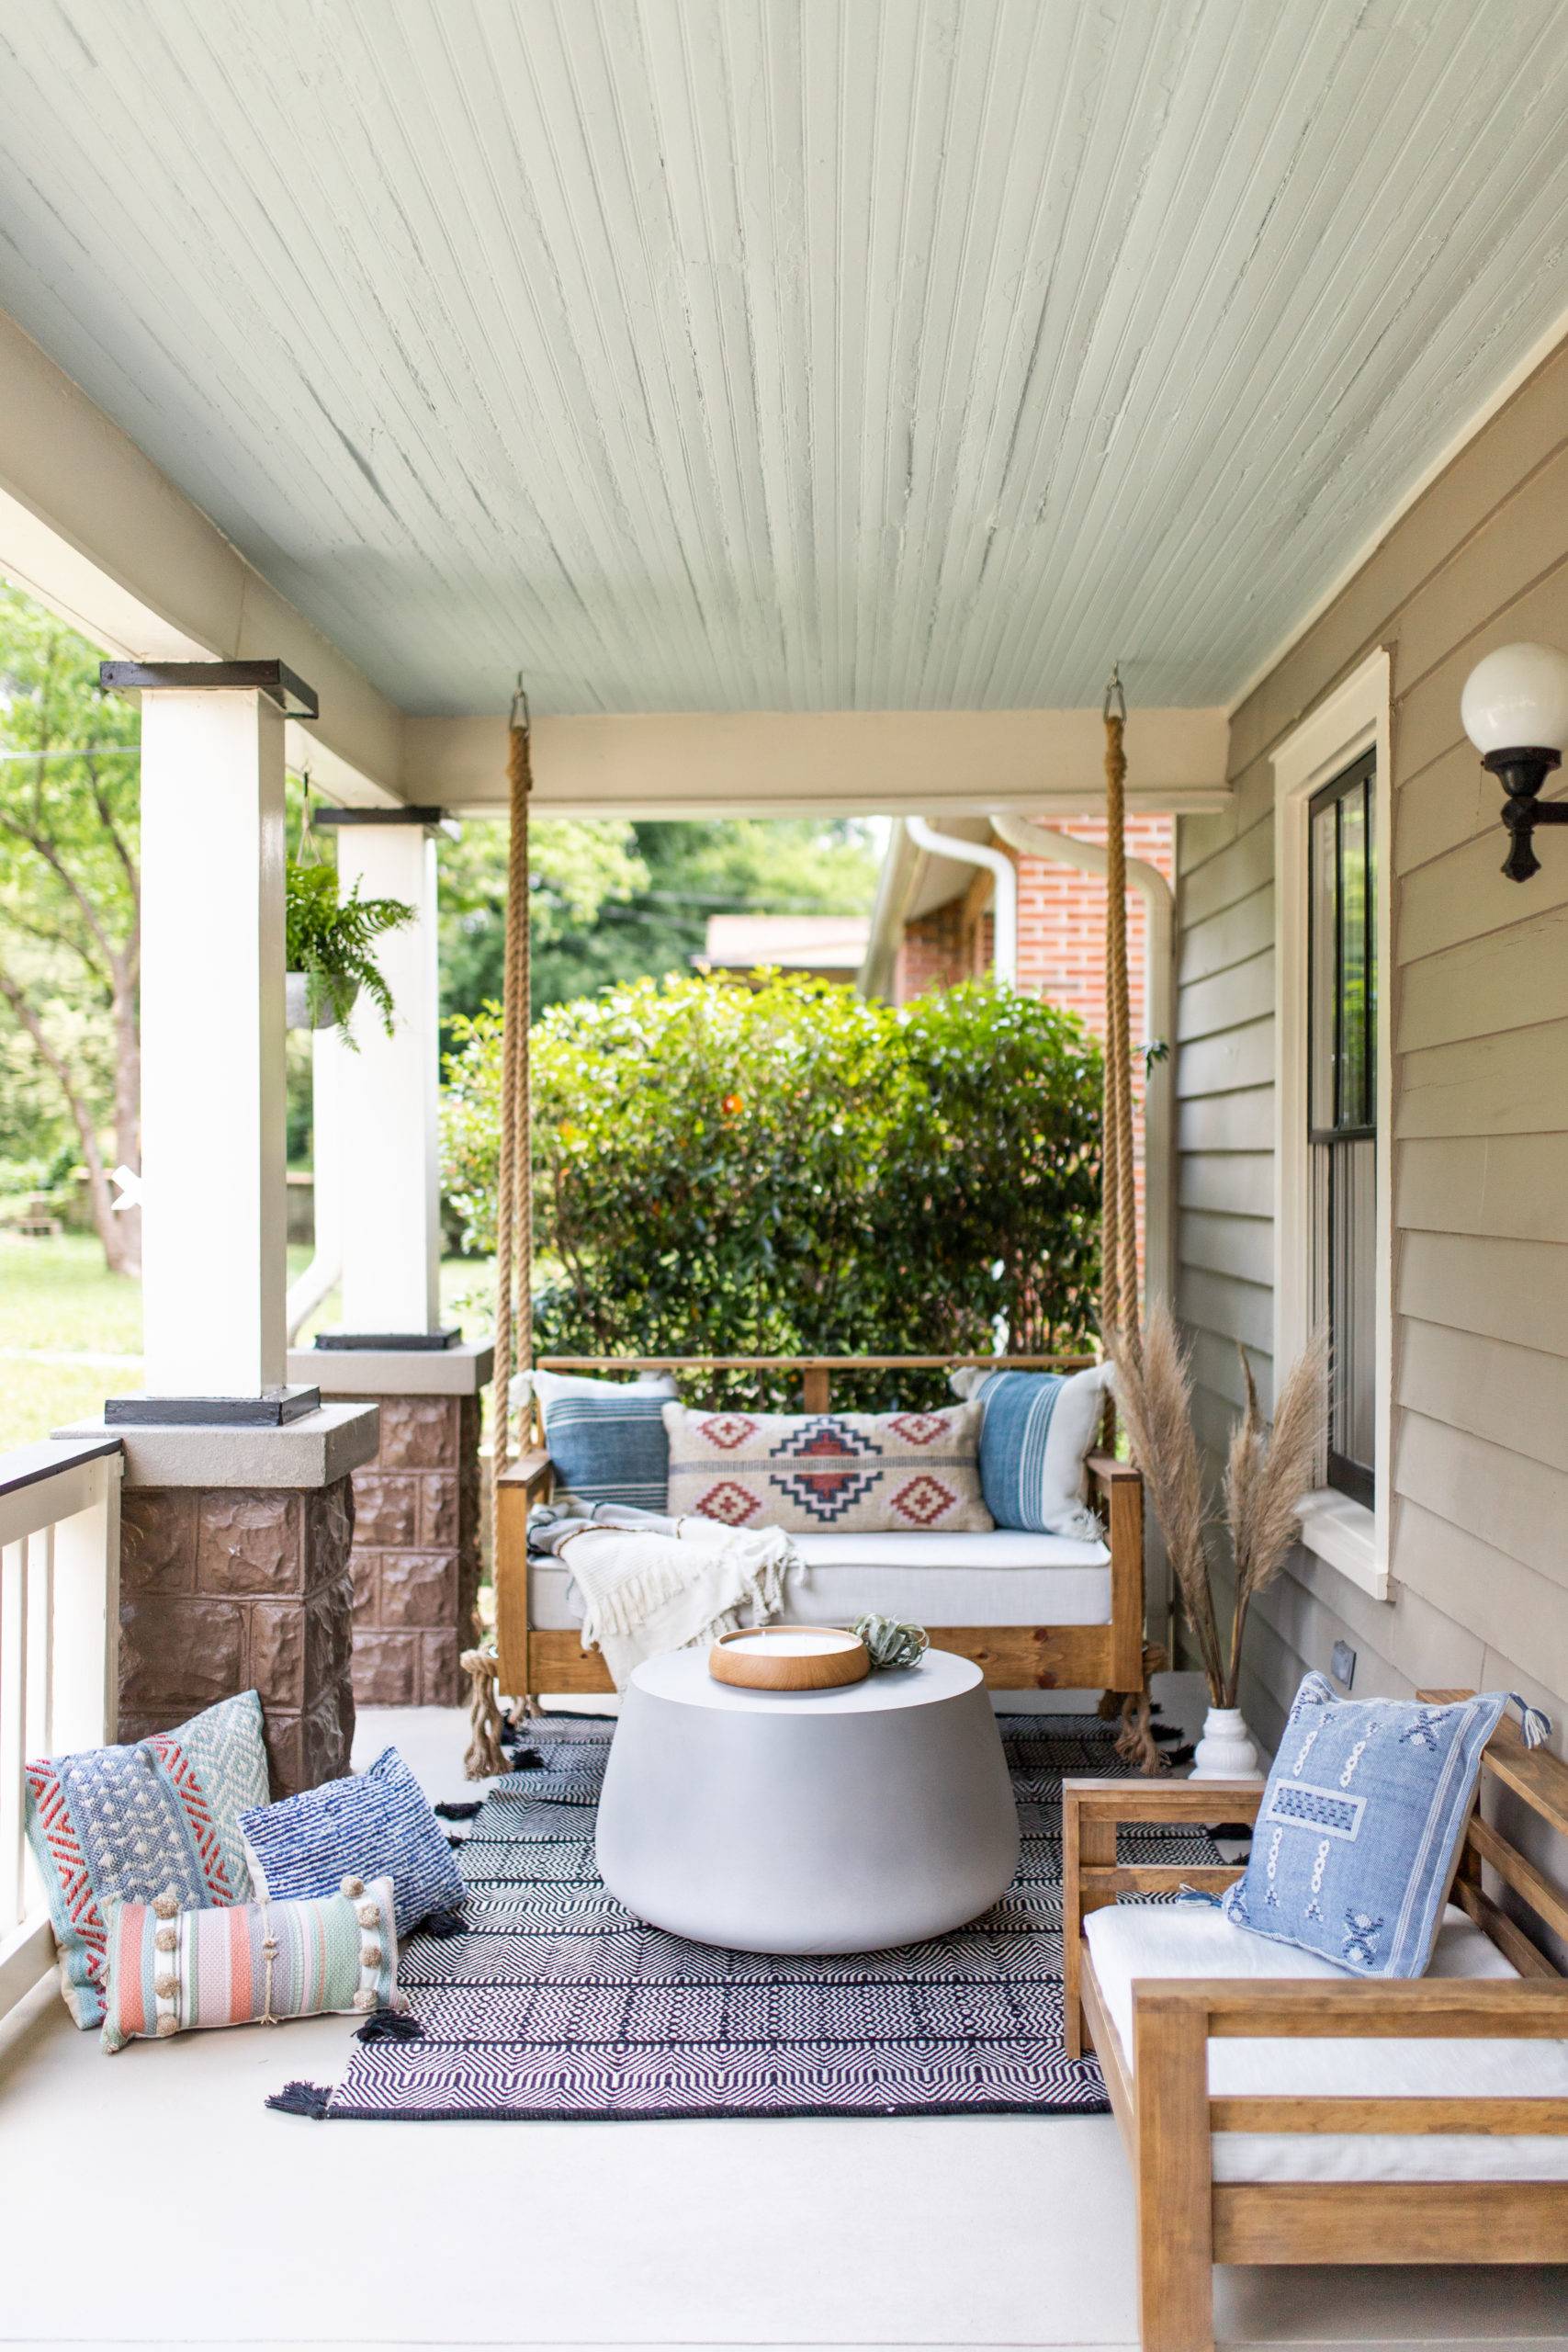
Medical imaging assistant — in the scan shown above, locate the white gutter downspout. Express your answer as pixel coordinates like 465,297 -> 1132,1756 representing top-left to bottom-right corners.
284,1023 -> 345,1342
990,812 -> 1175,1317
903,817 -> 1019,983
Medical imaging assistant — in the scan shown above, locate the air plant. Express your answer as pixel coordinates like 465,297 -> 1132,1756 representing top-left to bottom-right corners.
1111,1303 -> 1327,1709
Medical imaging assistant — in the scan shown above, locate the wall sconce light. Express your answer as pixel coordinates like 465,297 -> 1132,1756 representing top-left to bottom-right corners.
1461,641 -> 1568,882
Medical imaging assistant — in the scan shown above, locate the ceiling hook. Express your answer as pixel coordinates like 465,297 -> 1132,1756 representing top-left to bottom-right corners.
510,672 -> 531,734
1102,662 -> 1126,725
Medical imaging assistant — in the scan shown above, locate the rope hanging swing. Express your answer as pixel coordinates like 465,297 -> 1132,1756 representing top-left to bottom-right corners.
491,677 -> 535,1512
1096,662 -> 1163,1769
463,679 -> 534,1777
1100,662 -> 1141,1366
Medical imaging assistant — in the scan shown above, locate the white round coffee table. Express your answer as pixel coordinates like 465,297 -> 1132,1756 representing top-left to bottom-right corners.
594,1646 -> 1019,1953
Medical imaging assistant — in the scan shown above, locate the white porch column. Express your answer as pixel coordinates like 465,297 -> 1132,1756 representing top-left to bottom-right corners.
332,816 -> 444,1337
138,685 -> 289,1397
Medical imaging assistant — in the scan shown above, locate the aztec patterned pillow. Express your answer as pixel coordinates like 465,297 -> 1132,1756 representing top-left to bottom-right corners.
25,1689 -> 269,2030
540,1382 -> 673,1512
240,1745 -> 463,1938
100,1871 -> 403,2052
1223,1673 -> 1551,1979
662,1401 -> 993,1535
949,1363 -> 1110,1537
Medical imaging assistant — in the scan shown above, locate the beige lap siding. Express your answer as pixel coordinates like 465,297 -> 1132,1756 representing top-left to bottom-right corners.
1174,332 -> 1568,1881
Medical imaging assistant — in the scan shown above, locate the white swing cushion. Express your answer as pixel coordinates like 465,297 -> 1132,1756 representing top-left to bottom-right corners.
527,1525 -> 1111,1633
1085,1898 -> 1568,2185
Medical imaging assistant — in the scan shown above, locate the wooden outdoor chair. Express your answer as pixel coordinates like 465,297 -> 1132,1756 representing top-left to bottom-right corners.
1063,1695 -> 1568,2352
492,1353 -> 1156,1746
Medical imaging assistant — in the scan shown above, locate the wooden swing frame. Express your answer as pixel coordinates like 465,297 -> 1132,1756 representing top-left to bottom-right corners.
491,1351 -> 1153,1710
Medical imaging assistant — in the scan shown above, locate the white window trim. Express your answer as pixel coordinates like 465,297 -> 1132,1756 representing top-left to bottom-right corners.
1272,648 -> 1393,1603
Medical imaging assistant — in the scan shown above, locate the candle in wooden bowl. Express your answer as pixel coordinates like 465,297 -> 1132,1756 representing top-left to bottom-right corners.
708,1624 -> 871,1691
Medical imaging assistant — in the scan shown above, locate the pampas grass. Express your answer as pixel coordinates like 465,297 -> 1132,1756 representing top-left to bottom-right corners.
1111,1305 -> 1327,1709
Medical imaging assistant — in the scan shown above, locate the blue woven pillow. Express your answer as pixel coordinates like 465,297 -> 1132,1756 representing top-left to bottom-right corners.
239,1747 -> 462,1938
1223,1674 -> 1551,1978
542,1387 -> 671,1511
950,1363 -> 1109,1535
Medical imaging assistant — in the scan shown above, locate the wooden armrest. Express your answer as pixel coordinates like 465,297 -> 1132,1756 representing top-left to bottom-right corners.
497,1446 -> 553,1498
1064,1777 -> 1265,1826
1134,1976 -> 1568,2039
1087,1450 -> 1141,1488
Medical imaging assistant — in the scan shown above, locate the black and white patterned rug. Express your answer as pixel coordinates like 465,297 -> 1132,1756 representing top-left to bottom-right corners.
299,1713 -> 1218,2122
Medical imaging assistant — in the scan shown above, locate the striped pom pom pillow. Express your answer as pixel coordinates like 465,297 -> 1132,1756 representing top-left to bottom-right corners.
100,1873 -> 404,2052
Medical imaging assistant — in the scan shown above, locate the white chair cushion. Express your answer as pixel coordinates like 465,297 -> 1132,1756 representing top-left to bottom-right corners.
529,1526 -> 1111,1632
1085,1899 -> 1568,2184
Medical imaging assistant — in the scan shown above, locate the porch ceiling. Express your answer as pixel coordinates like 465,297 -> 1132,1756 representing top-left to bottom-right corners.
2,3 -> 1567,729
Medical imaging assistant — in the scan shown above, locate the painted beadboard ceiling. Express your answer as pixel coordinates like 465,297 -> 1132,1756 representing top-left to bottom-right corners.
2,0 -> 1567,718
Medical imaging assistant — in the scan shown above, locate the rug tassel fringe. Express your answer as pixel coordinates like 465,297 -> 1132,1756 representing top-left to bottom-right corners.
355,2007 -> 425,2044
421,1906 -> 466,1939
434,1800 -> 484,1821
266,2080 -> 333,2119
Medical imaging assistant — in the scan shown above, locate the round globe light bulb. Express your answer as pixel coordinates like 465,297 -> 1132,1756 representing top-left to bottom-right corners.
1461,642 -> 1568,757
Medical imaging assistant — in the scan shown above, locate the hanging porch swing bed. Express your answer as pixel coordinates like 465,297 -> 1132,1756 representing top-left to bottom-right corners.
484,682 -> 1158,1756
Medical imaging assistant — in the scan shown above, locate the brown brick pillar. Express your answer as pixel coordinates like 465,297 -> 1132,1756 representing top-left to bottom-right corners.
118,1481 -> 356,1794
288,1342 -> 492,1711
55,1403 -> 382,1799
346,1393 -> 483,1706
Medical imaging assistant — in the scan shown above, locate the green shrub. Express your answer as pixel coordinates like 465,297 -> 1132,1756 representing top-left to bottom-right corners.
442,972 -> 1101,1408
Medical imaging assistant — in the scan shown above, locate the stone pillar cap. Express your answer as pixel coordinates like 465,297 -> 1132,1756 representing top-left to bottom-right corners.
52,1402 -> 380,1490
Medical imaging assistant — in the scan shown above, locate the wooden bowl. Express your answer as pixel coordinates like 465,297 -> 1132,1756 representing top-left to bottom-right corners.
708,1624 -> 871,1691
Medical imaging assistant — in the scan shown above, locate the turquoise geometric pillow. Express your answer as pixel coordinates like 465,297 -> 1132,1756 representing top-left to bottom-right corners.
1223,1673 -> 1551,1978
25,1690 -> 270,2029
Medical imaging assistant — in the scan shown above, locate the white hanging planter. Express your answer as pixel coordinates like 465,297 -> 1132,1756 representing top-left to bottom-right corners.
1190,1705 -> 1264,1783
286,971 -> 356,1032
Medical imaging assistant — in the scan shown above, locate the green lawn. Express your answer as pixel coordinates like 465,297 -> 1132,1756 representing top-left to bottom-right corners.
0,1232 -> 494,1453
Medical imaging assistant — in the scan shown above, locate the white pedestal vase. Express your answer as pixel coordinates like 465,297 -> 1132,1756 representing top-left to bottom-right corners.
1190,1704 -> 1264,1783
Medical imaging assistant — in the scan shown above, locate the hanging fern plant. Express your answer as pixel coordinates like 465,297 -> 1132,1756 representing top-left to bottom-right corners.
285,858 -> 415,1046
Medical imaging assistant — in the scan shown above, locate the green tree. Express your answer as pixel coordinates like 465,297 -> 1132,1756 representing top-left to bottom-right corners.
439,818 -> 648,1028
443,972 -> 1101,1406
0,586 -> 141,1272
439,816 -> 881,1026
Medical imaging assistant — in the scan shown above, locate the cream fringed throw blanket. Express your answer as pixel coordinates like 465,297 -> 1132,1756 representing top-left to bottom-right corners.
528,1503 -> 796,1689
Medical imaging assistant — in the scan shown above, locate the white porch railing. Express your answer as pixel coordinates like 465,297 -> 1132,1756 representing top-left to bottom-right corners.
0,1436 -> 122,2021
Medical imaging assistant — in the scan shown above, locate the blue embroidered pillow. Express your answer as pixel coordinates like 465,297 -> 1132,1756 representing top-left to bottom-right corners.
949,1363 -> 1108,1536
542,1386 -> 671,1511
240,1746 -> 462,1938
1223,1674 -> 1550,1978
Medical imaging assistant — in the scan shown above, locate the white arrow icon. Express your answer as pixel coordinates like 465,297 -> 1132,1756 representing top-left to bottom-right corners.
110,1164 -> 143,1214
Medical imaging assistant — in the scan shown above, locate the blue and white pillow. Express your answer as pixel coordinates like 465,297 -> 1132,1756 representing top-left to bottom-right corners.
1223,1673 -> 1551,1979
949,1363 -> 1110,1536
540,1382 -> 673,1512
240,1747 -> 462,1938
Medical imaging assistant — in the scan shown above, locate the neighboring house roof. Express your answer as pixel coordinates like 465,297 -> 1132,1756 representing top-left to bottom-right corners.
697,914 -> 872,979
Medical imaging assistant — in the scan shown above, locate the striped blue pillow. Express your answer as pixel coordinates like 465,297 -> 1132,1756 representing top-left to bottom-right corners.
543,1389 -> 671,1511
959,1364 -> 1109,1537
240,1746 -> 462,1938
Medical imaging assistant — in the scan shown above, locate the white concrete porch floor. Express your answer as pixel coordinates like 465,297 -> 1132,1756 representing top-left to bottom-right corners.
1,1698 -> 1564,2352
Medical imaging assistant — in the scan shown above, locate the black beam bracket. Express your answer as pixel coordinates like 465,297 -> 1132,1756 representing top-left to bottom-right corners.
99,659 -> 319,720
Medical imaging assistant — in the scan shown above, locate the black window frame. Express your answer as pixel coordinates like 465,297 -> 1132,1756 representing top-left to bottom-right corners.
1306,749 -> 1377,1510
